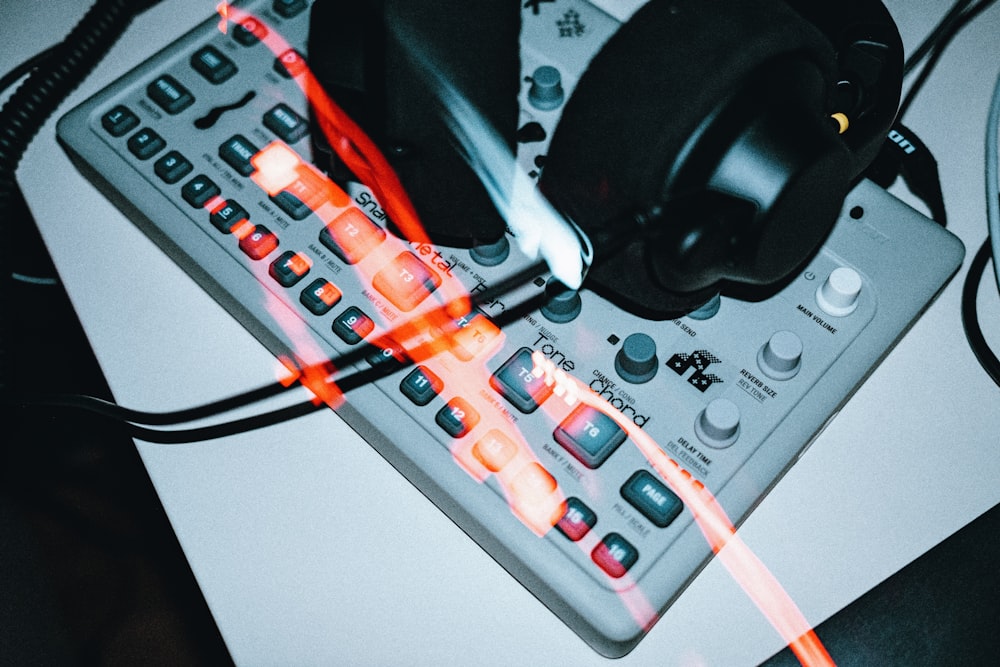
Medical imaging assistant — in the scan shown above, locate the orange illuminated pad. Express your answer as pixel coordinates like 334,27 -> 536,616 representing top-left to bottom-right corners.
372,252 -> 442,312
319,208 -> 386,264
448,312 -> 501,361
472,429 -> 518,472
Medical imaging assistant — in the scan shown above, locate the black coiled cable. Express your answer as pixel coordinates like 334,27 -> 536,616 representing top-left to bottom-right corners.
0,0 -> 153,407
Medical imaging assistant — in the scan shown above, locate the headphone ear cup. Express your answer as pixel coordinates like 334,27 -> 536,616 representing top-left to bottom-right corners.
540,0 -> 847,318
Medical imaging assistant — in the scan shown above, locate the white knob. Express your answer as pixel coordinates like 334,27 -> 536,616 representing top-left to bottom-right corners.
757,330 -> 803,380
694,398 -> 741,448
816,266 -> 862,316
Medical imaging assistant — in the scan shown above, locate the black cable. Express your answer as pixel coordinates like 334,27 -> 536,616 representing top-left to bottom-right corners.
961,239 -> 1000,387
14,254 -> 553,439
898,0 -> 998,119
0,44 -> 59,97
0,0 -> 157,409
902,0 -> 974,76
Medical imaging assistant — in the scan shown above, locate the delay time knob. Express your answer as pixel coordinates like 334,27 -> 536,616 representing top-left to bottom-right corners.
614,333 -> 658,384
694,398 -> 741,448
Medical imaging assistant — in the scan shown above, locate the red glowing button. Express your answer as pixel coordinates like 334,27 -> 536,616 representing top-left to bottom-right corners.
300,278 -> 342,315
239,225 -> 279,260
319,207 -> 386,265
332,306 -> 374,344
592,533 -> 638,579
556,497 -> 597,542
472,429 -> 518,472
372,252 -> 442,312
269,250 -> 311,287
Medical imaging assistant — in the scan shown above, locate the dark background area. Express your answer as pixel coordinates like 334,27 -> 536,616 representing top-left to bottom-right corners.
1,208 -> 233,666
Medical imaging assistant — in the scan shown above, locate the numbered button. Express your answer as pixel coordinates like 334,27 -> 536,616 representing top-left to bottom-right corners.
154,150 -> 193,184
592,533 -> 638,578
332,306 -> 374,344
101,105 -> 138,137
553,404 -> 626,469
181,174 -> 221,208
400,366 -> 443,406
300,278 -> 341,315
127,128 -> 165,160
269,251 -> 311,287
238,224 -> 278,260
209,199 -> 248,233
472,429 -> 518,472
556,497 -> 597,542
435,397 -> 480,438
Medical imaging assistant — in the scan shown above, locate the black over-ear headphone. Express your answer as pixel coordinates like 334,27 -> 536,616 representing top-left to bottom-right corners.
308,0 -> 903,318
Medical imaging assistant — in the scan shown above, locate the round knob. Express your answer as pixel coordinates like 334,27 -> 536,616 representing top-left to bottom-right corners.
614,333 -> 658,384
816,266 -> 862,316
686,293 -> 721,320
540,279 -> 582,323
757,330 -> 803,380
527,66 -> 565,110
694,398 -> 741,448
469,235 -> 510,266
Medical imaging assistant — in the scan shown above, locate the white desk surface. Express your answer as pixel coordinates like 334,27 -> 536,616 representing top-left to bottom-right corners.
8,0 -> 1000,664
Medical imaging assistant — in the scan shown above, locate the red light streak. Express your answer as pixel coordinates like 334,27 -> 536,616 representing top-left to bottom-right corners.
213,4 -> 832,663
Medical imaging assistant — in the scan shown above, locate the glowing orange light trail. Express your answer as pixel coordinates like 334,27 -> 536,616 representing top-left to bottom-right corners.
213,5 -> 833,664
531,352 -> 834,667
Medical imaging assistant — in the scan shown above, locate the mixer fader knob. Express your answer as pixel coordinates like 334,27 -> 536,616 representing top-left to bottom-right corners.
614,333 -> 658,384
694,398 -> 741,448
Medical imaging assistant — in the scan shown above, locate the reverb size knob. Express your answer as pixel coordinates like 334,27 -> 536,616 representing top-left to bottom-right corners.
816,266 -> 862,316
694,398 -> 741,448
757,330 -> 803,380
614,333 -> 658,384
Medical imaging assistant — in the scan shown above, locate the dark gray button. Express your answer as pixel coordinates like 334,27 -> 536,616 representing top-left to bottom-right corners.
553,404 -> 626,468
489,347 -> 552,413
540,279 -> 582,323
621,470 -> 682,528
528,65 -> 564,110
614,333 -> 658,383
147,75 -> 194,114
